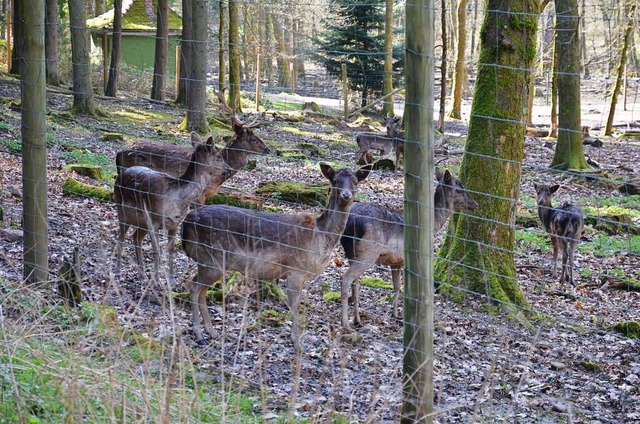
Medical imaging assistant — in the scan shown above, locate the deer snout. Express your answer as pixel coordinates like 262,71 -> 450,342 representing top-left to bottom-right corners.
340,189 -> 354,202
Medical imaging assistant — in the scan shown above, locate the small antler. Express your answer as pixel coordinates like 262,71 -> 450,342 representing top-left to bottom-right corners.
213,86 -> 261,129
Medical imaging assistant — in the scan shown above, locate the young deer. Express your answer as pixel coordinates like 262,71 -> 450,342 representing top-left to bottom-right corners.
114,137 -> 226,288
339,169 -> 478,330
181,163 -> 371,350
534,183 -> 584,286
384,115 -> 404,164
116,91 -> 269,202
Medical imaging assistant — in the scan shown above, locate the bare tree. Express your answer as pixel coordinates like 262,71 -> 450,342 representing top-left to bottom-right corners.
448,0 -> 469,119
45,0 -> 60,85
105,0 -> 122,97
151,0 -> 169,101
382,0 -> 394,117
68,0 -> 100,115
218,0 -> 227,90
184,0 -> 208,132
176,0 -> 192,105
229,0 -> 242,110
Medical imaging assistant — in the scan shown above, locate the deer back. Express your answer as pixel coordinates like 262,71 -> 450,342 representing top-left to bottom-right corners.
116,139 -> 194,178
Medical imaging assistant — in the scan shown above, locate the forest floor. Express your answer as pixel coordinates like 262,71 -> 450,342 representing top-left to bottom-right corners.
1,76 -> 639,423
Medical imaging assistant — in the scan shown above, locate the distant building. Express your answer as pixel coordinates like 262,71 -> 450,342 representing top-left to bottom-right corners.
87,0 -> 182,74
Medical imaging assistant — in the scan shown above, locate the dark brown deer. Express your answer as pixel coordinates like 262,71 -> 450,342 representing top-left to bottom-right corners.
339,169 -> 478,330
181,163 -> 371,350
116,90 -> 269,202
114,137 -> 226,288
534,183 -> 584,286
384,115 -> 405,165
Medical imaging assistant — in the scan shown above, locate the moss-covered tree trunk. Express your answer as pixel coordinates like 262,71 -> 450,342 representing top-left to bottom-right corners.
448,0 -> 469,120
550,0 -> 589,169
382,0 -> 394,117
228,0 -> 242,111
434,0 -> 541,307
68,0 -> 100,115
603,3 -> 636,136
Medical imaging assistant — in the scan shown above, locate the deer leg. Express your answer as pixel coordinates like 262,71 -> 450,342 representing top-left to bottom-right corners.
114,222 -> 128,277
148,229 -> 162,288
391,268 -> 403,319
132,228 -> 149,282
189,266 -> 220,344
352,276 -> 361,326
550,235 -> 559,279
341,261 -> 368,329
285,275 -> 305,352
166,228 -> 178,289
568,240 -> 577,286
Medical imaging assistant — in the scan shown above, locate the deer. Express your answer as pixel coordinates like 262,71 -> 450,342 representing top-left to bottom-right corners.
116,89 -> 269,202
533,183 -> 584,286
384,115 -> 405,165
114,136 -> 226,290
339,169 -> 479,330
181,163 -> 371,350
354,117 -> 404,167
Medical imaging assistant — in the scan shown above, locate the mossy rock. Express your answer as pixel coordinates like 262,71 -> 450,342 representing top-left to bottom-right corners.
516,210 -> 540,228
101,132 -> 124,142
205,192 -> 262,210
322,291 -> 341,303
584,208 -> 639,235
256,180 -> 328,206
611,321 -> 640,339
62,177 -> 113,202
371,158 -> 397,171
66,164 -> 105,180
302,101 -> 321,112
295,142 -> 323,158
275,148 -> 308,161
619,178 -> 640,195
361,276 -> 394,290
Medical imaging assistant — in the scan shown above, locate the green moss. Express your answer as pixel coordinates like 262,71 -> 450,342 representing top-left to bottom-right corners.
579,234 -> 640,257
101,132 -> 124,142
61,149 -> 116,181
62,177 -> 113,202
65,164 -> 105,180
360,276 -> 393,290
322,291 -> 341,303
515,229 -> 550,252
611,321 -> 640,339
205,193 -> 261,210
256,180 -> 328,206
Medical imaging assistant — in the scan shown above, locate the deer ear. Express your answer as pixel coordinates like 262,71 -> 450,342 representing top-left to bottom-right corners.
550,184 -> 560,193
205,135 -> 215,145
443,169 -> 453,185
356,164 -> 372,182
191,131 -> 202,147
319,163 -> 335,181
435,168 -> 443,181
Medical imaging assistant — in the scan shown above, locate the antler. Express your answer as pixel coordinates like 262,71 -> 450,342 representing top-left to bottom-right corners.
213,86 -> 261,129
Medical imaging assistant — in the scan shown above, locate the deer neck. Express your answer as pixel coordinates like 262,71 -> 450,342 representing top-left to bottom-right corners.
176,159 -> 212,196
221,139 -> 250,172
316,190 -> 352,245
537,202 -> 554,230
434,186 -> 455,231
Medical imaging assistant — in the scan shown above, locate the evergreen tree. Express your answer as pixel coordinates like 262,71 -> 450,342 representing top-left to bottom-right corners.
313,0 -> 387,107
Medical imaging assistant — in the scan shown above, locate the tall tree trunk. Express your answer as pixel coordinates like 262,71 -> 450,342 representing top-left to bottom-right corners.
271,12 -> 291,90
218,0 -> 227,89
176,0 -> 192,105
603,3 -> 636,136
104,0 -> 122,97
551,0 -> 589,169
448,0 -> 469,119
22,0 -> 49,284
549,34 -> 558,137
184,0 -> 208,132
45,0 -> 60,85
95,0 -> 105,16
10,0 -> 23,75
68,0 -> 99,115
151,0 -> 169,101
580,0 -> 589,78
382,0 -> 394,117
438,0 -> 447,132
435,0 -> 541,306
262,6 -> 274,87
228,0 -> 242,111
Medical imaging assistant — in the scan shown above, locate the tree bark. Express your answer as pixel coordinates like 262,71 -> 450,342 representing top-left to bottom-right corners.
551,0 -> 589,169
176,0 -> 192,105
185,0 -> 208,132
228,0 -> 242,110
448,0 -> 469,119
151,0 -> 169,101
382,0 -> 395,116
438,0 -> 447,132
603,3 -> 636,136
402,0 -> 434,420
22,0 -> 49,284
271,12 -> 291,90
10,0 -> 24,75
105,0 -> 122,97
68,0 -> 99,115
218,0 -> 227,90
45,0 -> 60,86
549,34 -> 558,137
435,0 -> 541,307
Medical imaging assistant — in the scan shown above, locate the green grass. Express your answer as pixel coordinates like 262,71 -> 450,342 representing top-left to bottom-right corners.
515,228 -> 550,252
579,234 -> 640,257
0,283 -> 271,423
583,194 -> 640,210
60,149 -> 116,182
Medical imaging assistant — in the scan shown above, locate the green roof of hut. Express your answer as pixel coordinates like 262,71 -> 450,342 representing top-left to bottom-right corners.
87,0 -> 182,32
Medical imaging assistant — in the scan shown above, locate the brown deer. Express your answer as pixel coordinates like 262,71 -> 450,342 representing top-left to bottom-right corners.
384,115 -> 405,165
355,117 -> 404,166
534,183 -> 584,286
339,169 -> 478,330
116,90 -> 269,202
181,163 -> 371,350
114,136 -> 226,288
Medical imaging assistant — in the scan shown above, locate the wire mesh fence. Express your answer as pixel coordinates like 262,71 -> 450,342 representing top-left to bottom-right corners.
1,0 -> 639,421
